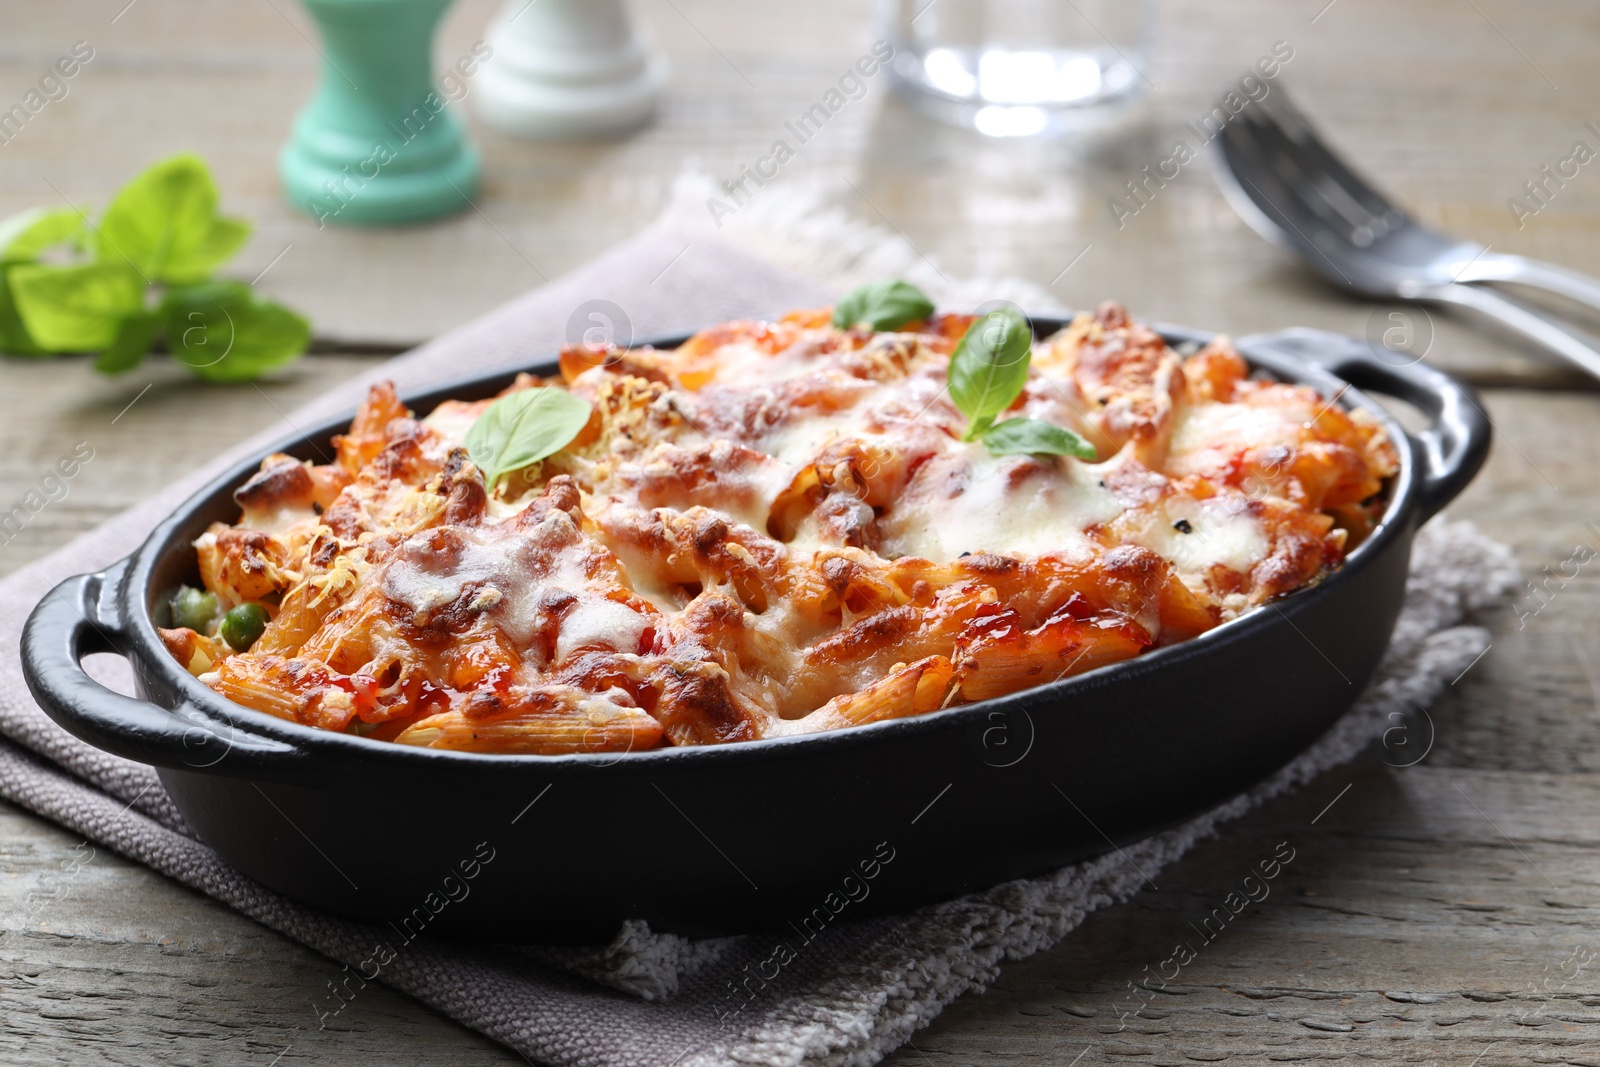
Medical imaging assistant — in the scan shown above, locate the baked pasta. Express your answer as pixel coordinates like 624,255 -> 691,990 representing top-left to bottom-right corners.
160,293 -> 1397,754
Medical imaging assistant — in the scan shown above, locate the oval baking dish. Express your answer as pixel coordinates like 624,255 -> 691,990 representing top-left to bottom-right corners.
21,318 -> 1488,942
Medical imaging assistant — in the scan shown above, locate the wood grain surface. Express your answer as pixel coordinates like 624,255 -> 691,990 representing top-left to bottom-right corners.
2,1 -> 1598,1064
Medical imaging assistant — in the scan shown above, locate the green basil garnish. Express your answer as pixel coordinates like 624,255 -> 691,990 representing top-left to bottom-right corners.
0,154 -> 308,381
947,305 -> 1096,461
94,154 -> 251,285
159,280 -> 309,382
831,279 -> 935,332
948,306 -> 1034,441
977,415 -> 1096,459
464,388 -> 593,491
0,207 -> 84,265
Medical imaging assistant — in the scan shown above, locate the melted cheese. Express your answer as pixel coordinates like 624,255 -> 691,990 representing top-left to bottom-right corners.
238,504 -> 316,538
380,519 -> 647,668
182,305 -> 1395,752
555,597 -> 650,661
1133,497 -> 1270,575
881,447 -> 1123,562
1170,400 -> 1300,456
421,401 -> 484,445
760,405 -> 875,467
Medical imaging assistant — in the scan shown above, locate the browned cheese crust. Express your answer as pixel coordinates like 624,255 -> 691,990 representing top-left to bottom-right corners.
160,303 -> 1397,753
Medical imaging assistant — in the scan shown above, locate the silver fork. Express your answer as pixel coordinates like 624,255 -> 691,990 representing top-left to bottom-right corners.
1214,88 -> 1600,381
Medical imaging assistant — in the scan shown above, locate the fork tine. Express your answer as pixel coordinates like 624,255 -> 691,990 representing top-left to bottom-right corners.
1216,116 -> 1361,286
1232,101 -> 1414,255
1254,90 -> 1405,225
1226,105 -> 1378,243
1217,108 -> 1312,226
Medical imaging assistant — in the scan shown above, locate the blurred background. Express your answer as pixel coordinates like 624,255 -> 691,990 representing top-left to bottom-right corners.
1,0 -> 1588,352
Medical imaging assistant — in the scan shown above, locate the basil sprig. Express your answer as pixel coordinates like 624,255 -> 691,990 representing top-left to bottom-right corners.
0,154 -> 308,381
160,280 -> 311,383
947,305 -> 1096,461
832,279 -> 935,332
949,306 -> 1034,440
978,416 -> 1097,457
464,388 -> 593,491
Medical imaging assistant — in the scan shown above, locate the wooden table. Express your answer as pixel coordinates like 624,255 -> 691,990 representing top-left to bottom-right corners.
3,1 -> 1598,1063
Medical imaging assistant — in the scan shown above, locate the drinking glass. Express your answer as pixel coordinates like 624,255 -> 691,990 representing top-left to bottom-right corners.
883,0 -> 1151,136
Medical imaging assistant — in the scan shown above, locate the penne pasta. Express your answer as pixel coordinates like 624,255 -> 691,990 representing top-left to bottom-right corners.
162,299 -> 1395,752
783,656 -> 954,735
394,684 -> 664,754
953,612 -> 1150,704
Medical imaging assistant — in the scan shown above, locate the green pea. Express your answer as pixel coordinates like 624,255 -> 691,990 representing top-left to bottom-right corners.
220,602 -> 270,651
170,586 -> 220,633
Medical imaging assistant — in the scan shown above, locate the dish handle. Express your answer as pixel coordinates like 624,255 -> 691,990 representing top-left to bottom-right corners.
21,561 -> 296,773
1236,328 -> 1491,523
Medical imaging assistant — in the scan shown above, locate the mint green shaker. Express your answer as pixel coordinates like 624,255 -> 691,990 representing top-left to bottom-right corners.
280,0 -> 480,226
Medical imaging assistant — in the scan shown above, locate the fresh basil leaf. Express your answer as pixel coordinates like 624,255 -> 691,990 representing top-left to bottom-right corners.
979,417 -> 1097,460
0,206 -> 85,264
94,154 -> 251,284
162,283 -> 308,383
161,281 -> 309,382
161,279 -> 247,318
831,279 -> 935,331
465,388 -> 594,489
161,280 -> 247,371
94,310 -> 157,374
0,266 -> 46,355
9,262 -> 144,351
948,306 -> 1034,439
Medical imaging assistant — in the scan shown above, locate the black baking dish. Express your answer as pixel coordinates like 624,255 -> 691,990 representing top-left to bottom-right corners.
21,318 -> 1489,942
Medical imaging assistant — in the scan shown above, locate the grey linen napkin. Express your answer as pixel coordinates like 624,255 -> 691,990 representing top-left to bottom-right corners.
0,227 -> 1518,1067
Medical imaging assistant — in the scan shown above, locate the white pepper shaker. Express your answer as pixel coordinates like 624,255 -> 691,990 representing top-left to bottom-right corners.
474,0 -> 666,139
